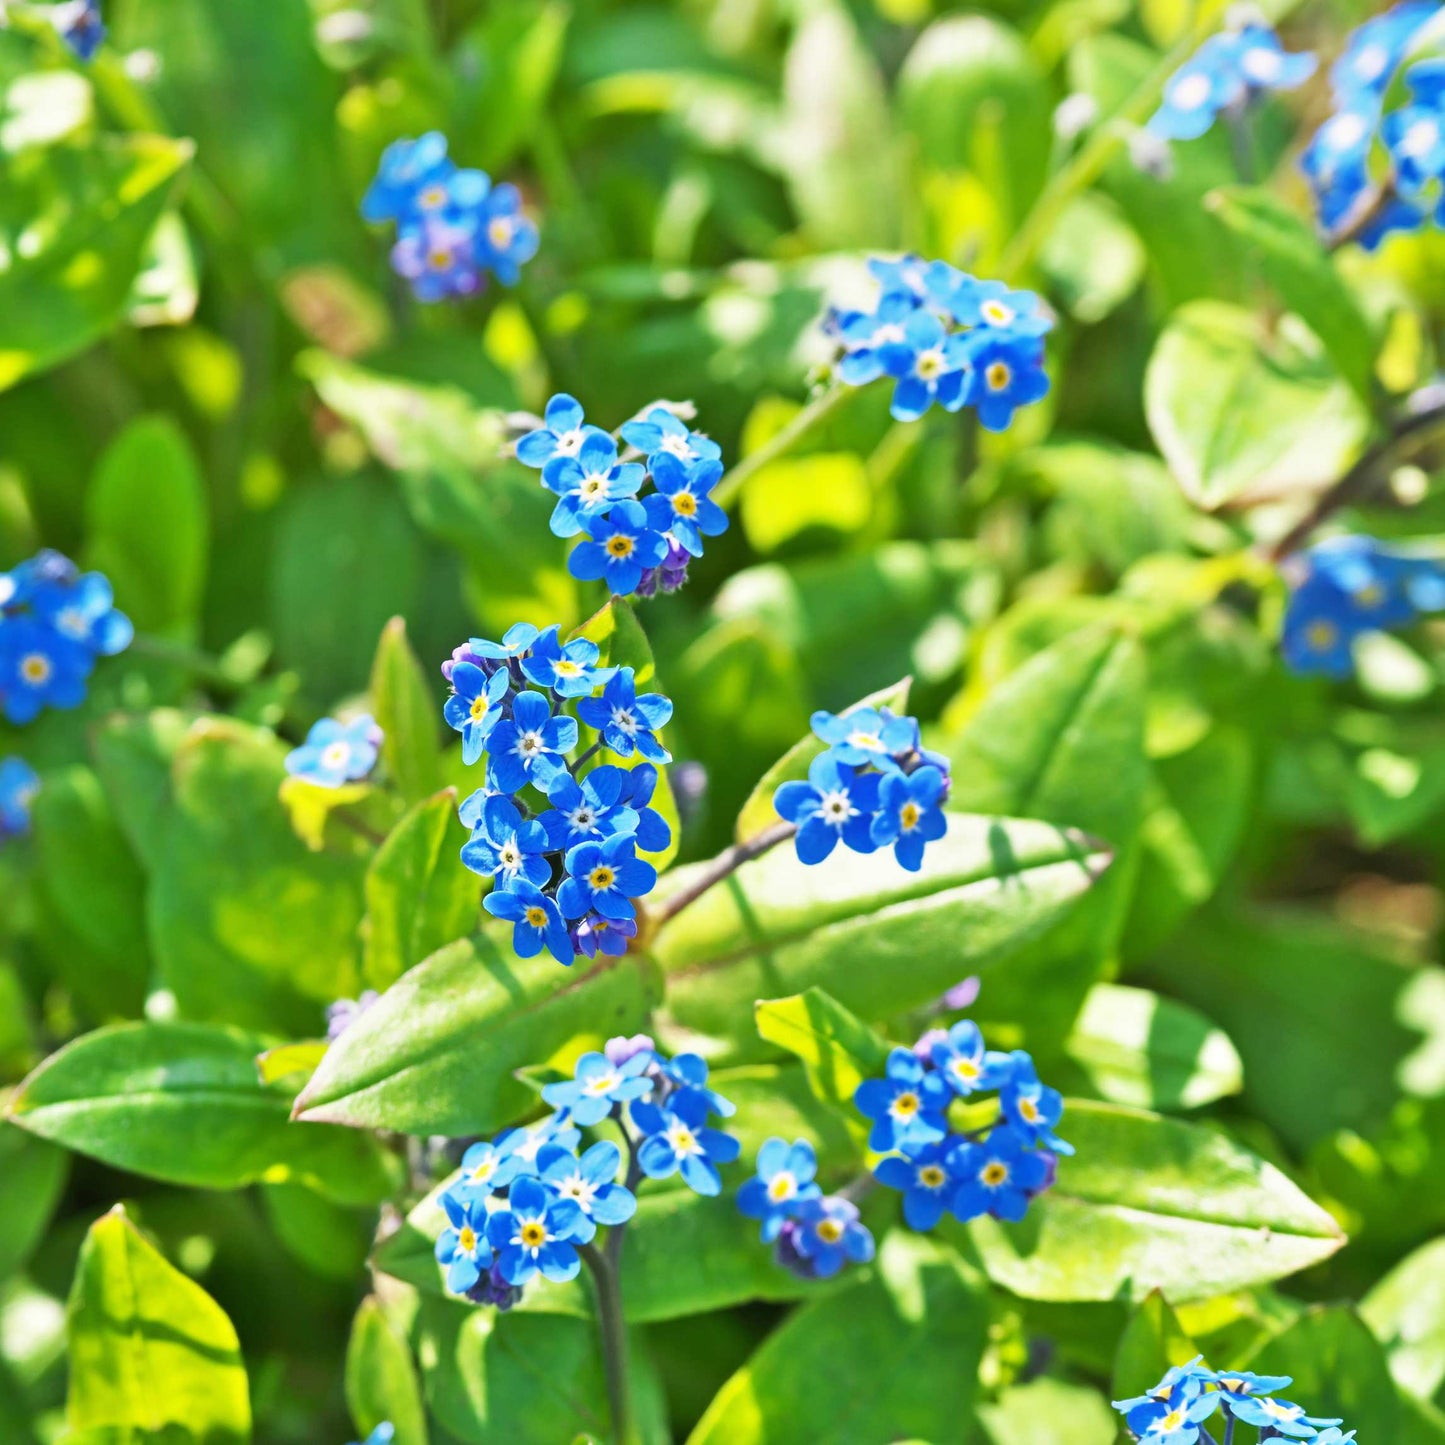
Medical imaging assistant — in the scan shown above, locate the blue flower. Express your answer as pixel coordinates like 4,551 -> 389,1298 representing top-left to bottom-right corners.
540,764 -> 638,850
537,1140 -> 637,1241
558,833 -> 657,921
1232,24 -> 1317,96
874,1139 -> 960,1231
931,1020 -> 1013,1098
962,330 -> 1050,433
459,622 -> 542,665
642,454 -> 728,558
737,1138 -> 822,1242
1331,0 -> 1437,103
1001,1053 -> 1073,1155
362,133 -> 453,224
461,794 -> 552,889
1111,1358 -> 1212,1412
568,501 -> 668,597
0,758 -> 39,840
790,1195 -> 874,1279
435,1190 -> 493,1294
867,253 -> 931,300
871,765 -> 948,871
486,1176 -> 586,1286
837,291 -> 923,386
486,690 -> 578,794
1148,33 -> 1246,141
519,625 -> 617,697
877,309 -> 971,422
1208,1369 -> 1294,1400
1228,1395 -> 1343,1438
30,571 -> 132,657
452,1138 -> 526,1201
1383,63 -> 1445,199
633,1089 -> 741,1196
443,661 -> 511,765
1120,1386 -> 1218,1444
774,754 -> 882,866
476,183 -> 539,286
1307,536 -> 1419,628
577,669 -> 672,763
810,706 -> 916,768
1314,1431 -> 1357,1444
52,0 -> 106,60
620,406 -> 722,468
515,394 -> 610,470
542,1049 -> 653,1126
284,715 -> 383,789
573,914 -> 638,958
853,1048 -> 951,1153
1280,575 -> 1362,678
617,762 -> 672,853
484,880 -> 574,964
0,618 -> 92,725
541,435 -> 645,539
653,1051 -> 737,1119
495,1114 -> 582,1173
926,267 -> 1052,339
391,215 -> 484,303
949,1125 -> 1052,1223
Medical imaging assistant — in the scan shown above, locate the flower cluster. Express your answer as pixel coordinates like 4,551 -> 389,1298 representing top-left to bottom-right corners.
1115,1359 -> 1356,1443
361,133 -> 538,302
0,757 -> 40,843
773,705 -> 951,872
1302,1 -> 1442,247
0,550 -> 132,726
51,0 -> 106,59
860,1026 -> 1068,1230
1281,535 -> 1445,678
434,1037 -> 738,1305
736,1138 -> 875,1280
513,394 -> 729,599
1147,22 -> 1315,142
442,623 -> 673,965
825,254 -> 1052,428
284,715 -> 383,788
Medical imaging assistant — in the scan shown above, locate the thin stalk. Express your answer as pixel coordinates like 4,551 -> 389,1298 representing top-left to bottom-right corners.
1222,1417 -> 1235,1445
572,741 -> 603,772
713,385 -> 856,509
129,634 -> 236,691
579,1242 -> 631,1445
1226,105 -> 1258,186
646,820 -> 796,930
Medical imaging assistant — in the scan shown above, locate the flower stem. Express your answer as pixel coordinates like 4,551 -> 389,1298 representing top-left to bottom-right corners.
579,1241 -> 632,1445
713,385 -> 855,510
646,819 -> 796,930
128,633 -> 236,691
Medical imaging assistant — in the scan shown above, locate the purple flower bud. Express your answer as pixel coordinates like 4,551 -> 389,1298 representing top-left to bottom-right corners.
1030,1149 -> 1060,1196
326,989 -> 379,1041
573,915 -> 639,960
605,1033 -> 656,1066
772,1219 -> 820,1280
466,1261 -> 524,1311
913,1027 -> 949,1060
941,976 -> 981,1011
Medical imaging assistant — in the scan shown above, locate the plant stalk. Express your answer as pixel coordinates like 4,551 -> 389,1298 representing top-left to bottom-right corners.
580,1242 -> 632,1445
713,385 -> 855,509
645,820 -> 796,930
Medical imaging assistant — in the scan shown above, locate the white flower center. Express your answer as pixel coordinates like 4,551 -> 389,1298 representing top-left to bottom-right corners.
1354,42 -> 1388,83
1401,118 -> 1440,159
518,731 -> 543,756
1169,71 -> 1212,111
667,1123 -> 701,1155
819,788 -> 854,827
559,1174 -> 597,1209
1241,46 -> 1282,83
612,707 -> 638,734
1326,112 -> 1369,151
555,429 -> 584,456
321,742 -> 351,771
661,433 -> 692,459
584,1071 -> 620,1096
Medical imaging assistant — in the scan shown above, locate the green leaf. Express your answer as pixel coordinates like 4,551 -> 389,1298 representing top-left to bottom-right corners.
0,134 -> 191,390
976,1378 -> 1118,1445
1111,1290 -> 1202,1408
687,1233 -> 988,1444
1362,1236 -> 1445,1400
91,709 -> 192,873
1037,193 -> 1146,326
1209,185 -> 1378,400
260,1181 -> 370,1283
754,988 -> 891,1122
650,813 -> 1112,1059
733,676 -> 911,845
347,1296 -> 428,1445
1062,983 -> 1243,1112
1144,300 -> 1371,510
738,452 -> 873,554
65,1207 -> 250,1442
85,417 -> 208,636
363,790 -> 476,991
964,1101 -> 1344,1302
0,1122 -> 67,1281
293,933 -> 662,1135
370,617 -> 444,806
7,1021 -> 400,1203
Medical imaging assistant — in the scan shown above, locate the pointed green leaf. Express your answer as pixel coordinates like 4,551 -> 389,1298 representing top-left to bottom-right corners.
347,1296 -> 428,1445
1111,1290 -> 1202,1407
0,1122 -> 67,1282
371,617 -> 444,805
1362,1236 -> 1445,1400
754,988 -> 890,1122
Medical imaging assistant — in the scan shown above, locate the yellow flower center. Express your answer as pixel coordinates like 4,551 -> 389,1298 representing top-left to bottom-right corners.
519,1220 -> 547,1248
1306,619 -> 1337,651
899,801 -> 921,831
919,1165 -> 947,1188
982,1161 -> 1009,1187
589,865 -> 616,890
892,1091 -> 920,1118
767,1174 -> 796,1202
19,654 -> 50,685
986,361 -> 1012,391
420,185 -> 449,209
816,1218 -> 844,1243
916,349 -> 945,379
469,694 -> 490,721
672,491 -> 698,517
524,905 -> 548,928
488,216 -> 514,248
428,248 -> 453,270
982,299 -> 1015,326
1019,1097 -> 1040,1123
606,535 -> 634,559
1355,582 -> 1384,608
555,659 -> 581,676
458,1226 -> 477,1253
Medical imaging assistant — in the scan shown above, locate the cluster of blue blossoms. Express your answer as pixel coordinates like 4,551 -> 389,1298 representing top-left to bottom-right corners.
284,715 -> 383,789
773,705 -> 951,872
737,1138 -> 875,1280
1115,1359 -> 1356,1443
514,394 -> 729,599
1147,22 -> 1315,142
435,1036 -> 738,1305
1301,1 -> 1444,247
362,133 -> 538,302
859,1025 -> 1068,1229
51,0 -> 106,59
0,757 -> 40,844
441,623 -> 673,964
826,255 -> 1052,429
0,550 -> 131,727
1281,535 -> 1445,678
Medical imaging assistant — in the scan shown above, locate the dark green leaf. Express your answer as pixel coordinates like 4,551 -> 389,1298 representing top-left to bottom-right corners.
0,1122 -> 67,1281
1362,1236 -> 1445,1401
1111,1290 -> 1202,1409
370,616 -> 445,805
347,1296 -> 428,1445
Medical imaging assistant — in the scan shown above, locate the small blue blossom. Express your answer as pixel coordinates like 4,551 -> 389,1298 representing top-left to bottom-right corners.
617,762 -> 672,853
435,1190 -> 493,1294
391,214 -> 485,303
515,394 -> 610,470
1111,1357 -> 1212,1413
620,406 -> 722,468
362,133 -> 452,224
871,765 -> 948,871
568,500 -> 669,597
962,330 -> 1051,433
642,454 -> 728,558
541,1050 -> 654,1126
486,1176 -> 586,1286
925,266 -> 1052,339
537,1140 -> 637,1240
633,1089 -> 741,1196
1383,62 -> 1445,199
519,625 -> 617,697
874,1139 -> 960,1231
877,309 -> 972,422
652,1051 -> 737,1118
572,914 -> 639,958
1001,1052 -> 1074,1155
444,662 -> 510,765
949,1125 -> 1053,1223
30,571 -> 133,657
578,669 -> 672,763
495,1114 -> 582,1173
789,1196 -> 875,1279
810,706 -> 916,768
867,253 -> 930,300
1209,1370 -> 1294,1400
461,794 -> 552,890
837,292 -> 921,386
541,435 -> 645,539
52,0 -> 106,59
284,715 -> 383,789
737,1138 -> 822,1242
1120,1386 -> 1217,1444
931,1020 -> 1013,1098
1301,108 -> 1380,233
455,622 -> 541,667
486,690 -> 578,793
1331,0 -> 1437,103
476,183 -> 539,285
1228,1395 -> 1343,1437
452,1138 -> 526,1201
774,753 -> 882,865
484,880 -> 573,964
539,764 -> 638,850
0,758 -> 39,840
0,618 -> 92,726
558,833 -> 658,921
853,1048 -> 951,1154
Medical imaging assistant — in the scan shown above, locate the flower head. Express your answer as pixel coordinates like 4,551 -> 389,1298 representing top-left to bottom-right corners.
620,406 -> 722,468
774,753 -> 882,865
633,1088 -> 741,1196
520,625 -> 617,697
476,182 -> 539,285
541,435 -> 645,539
568,501 -> 669,597
871,766 -> 948,871
461,794 -> 552,890
0,618 -> 93,726
578,669 -> 672,763
810,706 -> 916,769
542,1049 -> 654,1126
643,454 -> 728,558
495,1114 -> 582,1174
737,1138 -> 822,1242
853,1048 -> 951,1153
537,1139 -> 637,1242
949,1125 -> 1053,1223
790,1195 -> 874,1278
572,913 -> 639,958
617,762 -> 672,853
444,662 -> 511,765
453,1138 -> 526,1201
51,0 -> 107,60
0,757 -> 40,841
874,1139 -> 961,1231
930,1020 -> 1013,1098
1000,1052 -> 1073,1155
486,690 -> 579,793
362,133 -> 453,224
486,1176 -> 586,1285
285,715 -> 384,789
517,395 -> 611,469
1228,1395 -> 1344,1438
962,330 -> 1051,433
877,309 -> 972,422
558,832 -> 658,921
484,880 -> 573,964
435,1190 -> 493,1294
1331,0 -> 1437,103
539,764 -> 638,850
